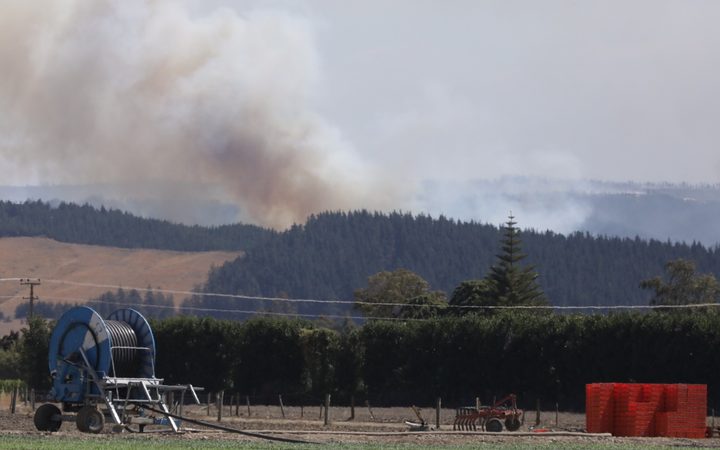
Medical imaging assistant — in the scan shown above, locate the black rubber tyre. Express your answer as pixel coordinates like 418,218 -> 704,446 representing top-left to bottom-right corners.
485,417 -> 503,432
34,403 -> 62,432
76,405 -> 105,433
505,416 -> 521,431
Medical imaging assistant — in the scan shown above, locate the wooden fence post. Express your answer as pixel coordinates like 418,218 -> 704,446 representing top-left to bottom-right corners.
436,397 -> 442,430
535,398 -> 541,426
10,387 -> 18,414
349,395 -> 355,421
217,391 -> 224,422
555,402 -> 559,427
246,395 -> 251,416
279,394 -> 286,419
323,394 -> 331,426
366,399 -> 375,422
712,408 -> 715,431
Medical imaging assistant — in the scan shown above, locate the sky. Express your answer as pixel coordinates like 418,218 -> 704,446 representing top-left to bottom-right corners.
1,0 -> 719,229
298,0 -> 720,184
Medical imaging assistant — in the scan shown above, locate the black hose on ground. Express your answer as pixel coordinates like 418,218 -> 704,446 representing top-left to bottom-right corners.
140,404 -> 317,445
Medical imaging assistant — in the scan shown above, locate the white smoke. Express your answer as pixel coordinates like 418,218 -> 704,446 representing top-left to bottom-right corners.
412,177 -> 595,233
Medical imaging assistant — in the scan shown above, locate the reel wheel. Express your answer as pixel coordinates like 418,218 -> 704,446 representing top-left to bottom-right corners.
76,405 -> 105,433
34,403 -> 62,432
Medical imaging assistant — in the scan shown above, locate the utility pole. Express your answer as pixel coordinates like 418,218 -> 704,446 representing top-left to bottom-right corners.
20,278 -> 41,320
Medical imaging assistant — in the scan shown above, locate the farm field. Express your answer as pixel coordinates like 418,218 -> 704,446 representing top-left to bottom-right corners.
2,403 -> 719,449
0,237 -> 242,335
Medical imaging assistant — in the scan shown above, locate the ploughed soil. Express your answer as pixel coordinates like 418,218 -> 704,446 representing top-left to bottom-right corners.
2,399 -> 720,447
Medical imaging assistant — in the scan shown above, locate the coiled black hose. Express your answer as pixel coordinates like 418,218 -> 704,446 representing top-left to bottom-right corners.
105,320 -> 140,377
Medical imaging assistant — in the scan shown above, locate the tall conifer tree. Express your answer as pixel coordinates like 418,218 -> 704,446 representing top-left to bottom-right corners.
486,214 -> 547,306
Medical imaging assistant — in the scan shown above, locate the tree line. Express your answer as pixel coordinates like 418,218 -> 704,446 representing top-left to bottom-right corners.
0,200 -> 271,251
14,288 -> 177,321
3,200 -> 720,310
201,211 -> 720,313
6,311 -> 720,411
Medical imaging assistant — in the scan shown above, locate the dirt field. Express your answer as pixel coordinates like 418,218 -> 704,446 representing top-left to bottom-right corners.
2,400 -> 719,448
0,237 -> 241,335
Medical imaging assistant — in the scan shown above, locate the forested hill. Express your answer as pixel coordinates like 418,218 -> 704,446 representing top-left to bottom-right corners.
4,201 -> 720,308
204,211 -> 720,307
0,200 -> 272,251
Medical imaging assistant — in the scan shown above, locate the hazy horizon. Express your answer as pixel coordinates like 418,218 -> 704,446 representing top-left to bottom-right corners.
3,178 -> 720,248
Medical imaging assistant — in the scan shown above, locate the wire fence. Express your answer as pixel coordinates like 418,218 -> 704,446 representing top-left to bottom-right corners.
5,387 -> 595,432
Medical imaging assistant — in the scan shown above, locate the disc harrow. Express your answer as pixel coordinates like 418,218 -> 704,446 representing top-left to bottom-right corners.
452,394 -> 523,432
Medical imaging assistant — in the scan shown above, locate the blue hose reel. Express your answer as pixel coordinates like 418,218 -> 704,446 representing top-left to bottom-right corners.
35,306 -> 200,433
48,306 -> 156,404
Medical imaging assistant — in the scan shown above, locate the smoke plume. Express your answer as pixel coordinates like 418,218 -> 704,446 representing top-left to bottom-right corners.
0,0 -> 388,228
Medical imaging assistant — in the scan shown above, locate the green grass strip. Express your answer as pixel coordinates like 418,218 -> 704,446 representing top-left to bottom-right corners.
0,435 -> 718,450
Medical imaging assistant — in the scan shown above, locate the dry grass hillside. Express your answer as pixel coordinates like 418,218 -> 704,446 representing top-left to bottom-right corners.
0,237 -> 242,335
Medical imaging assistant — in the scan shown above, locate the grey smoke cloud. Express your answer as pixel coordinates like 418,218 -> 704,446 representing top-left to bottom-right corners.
0,1 -> 390,228
3,0 -> 720,236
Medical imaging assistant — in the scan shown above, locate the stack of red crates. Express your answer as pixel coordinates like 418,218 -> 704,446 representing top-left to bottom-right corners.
586,383 -> 706,438
655,384 -> 707,438
586,383 -> 614,432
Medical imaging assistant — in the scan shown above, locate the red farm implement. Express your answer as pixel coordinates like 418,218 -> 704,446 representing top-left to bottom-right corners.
453,394 -> 523,432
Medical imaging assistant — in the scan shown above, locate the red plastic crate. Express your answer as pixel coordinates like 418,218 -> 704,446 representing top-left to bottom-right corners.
586,383 -> 615,433
586,383 -> 707,438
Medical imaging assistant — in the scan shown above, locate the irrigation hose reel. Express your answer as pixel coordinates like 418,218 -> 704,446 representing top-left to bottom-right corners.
34,306 -> 201,433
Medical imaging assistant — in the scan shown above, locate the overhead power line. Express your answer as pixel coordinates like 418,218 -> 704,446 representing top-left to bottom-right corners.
17,294 -> 720,325
41,279 -> 356,304
36,278 -> 720,311
2,277 -> 719,314
31,296 -> 421,322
